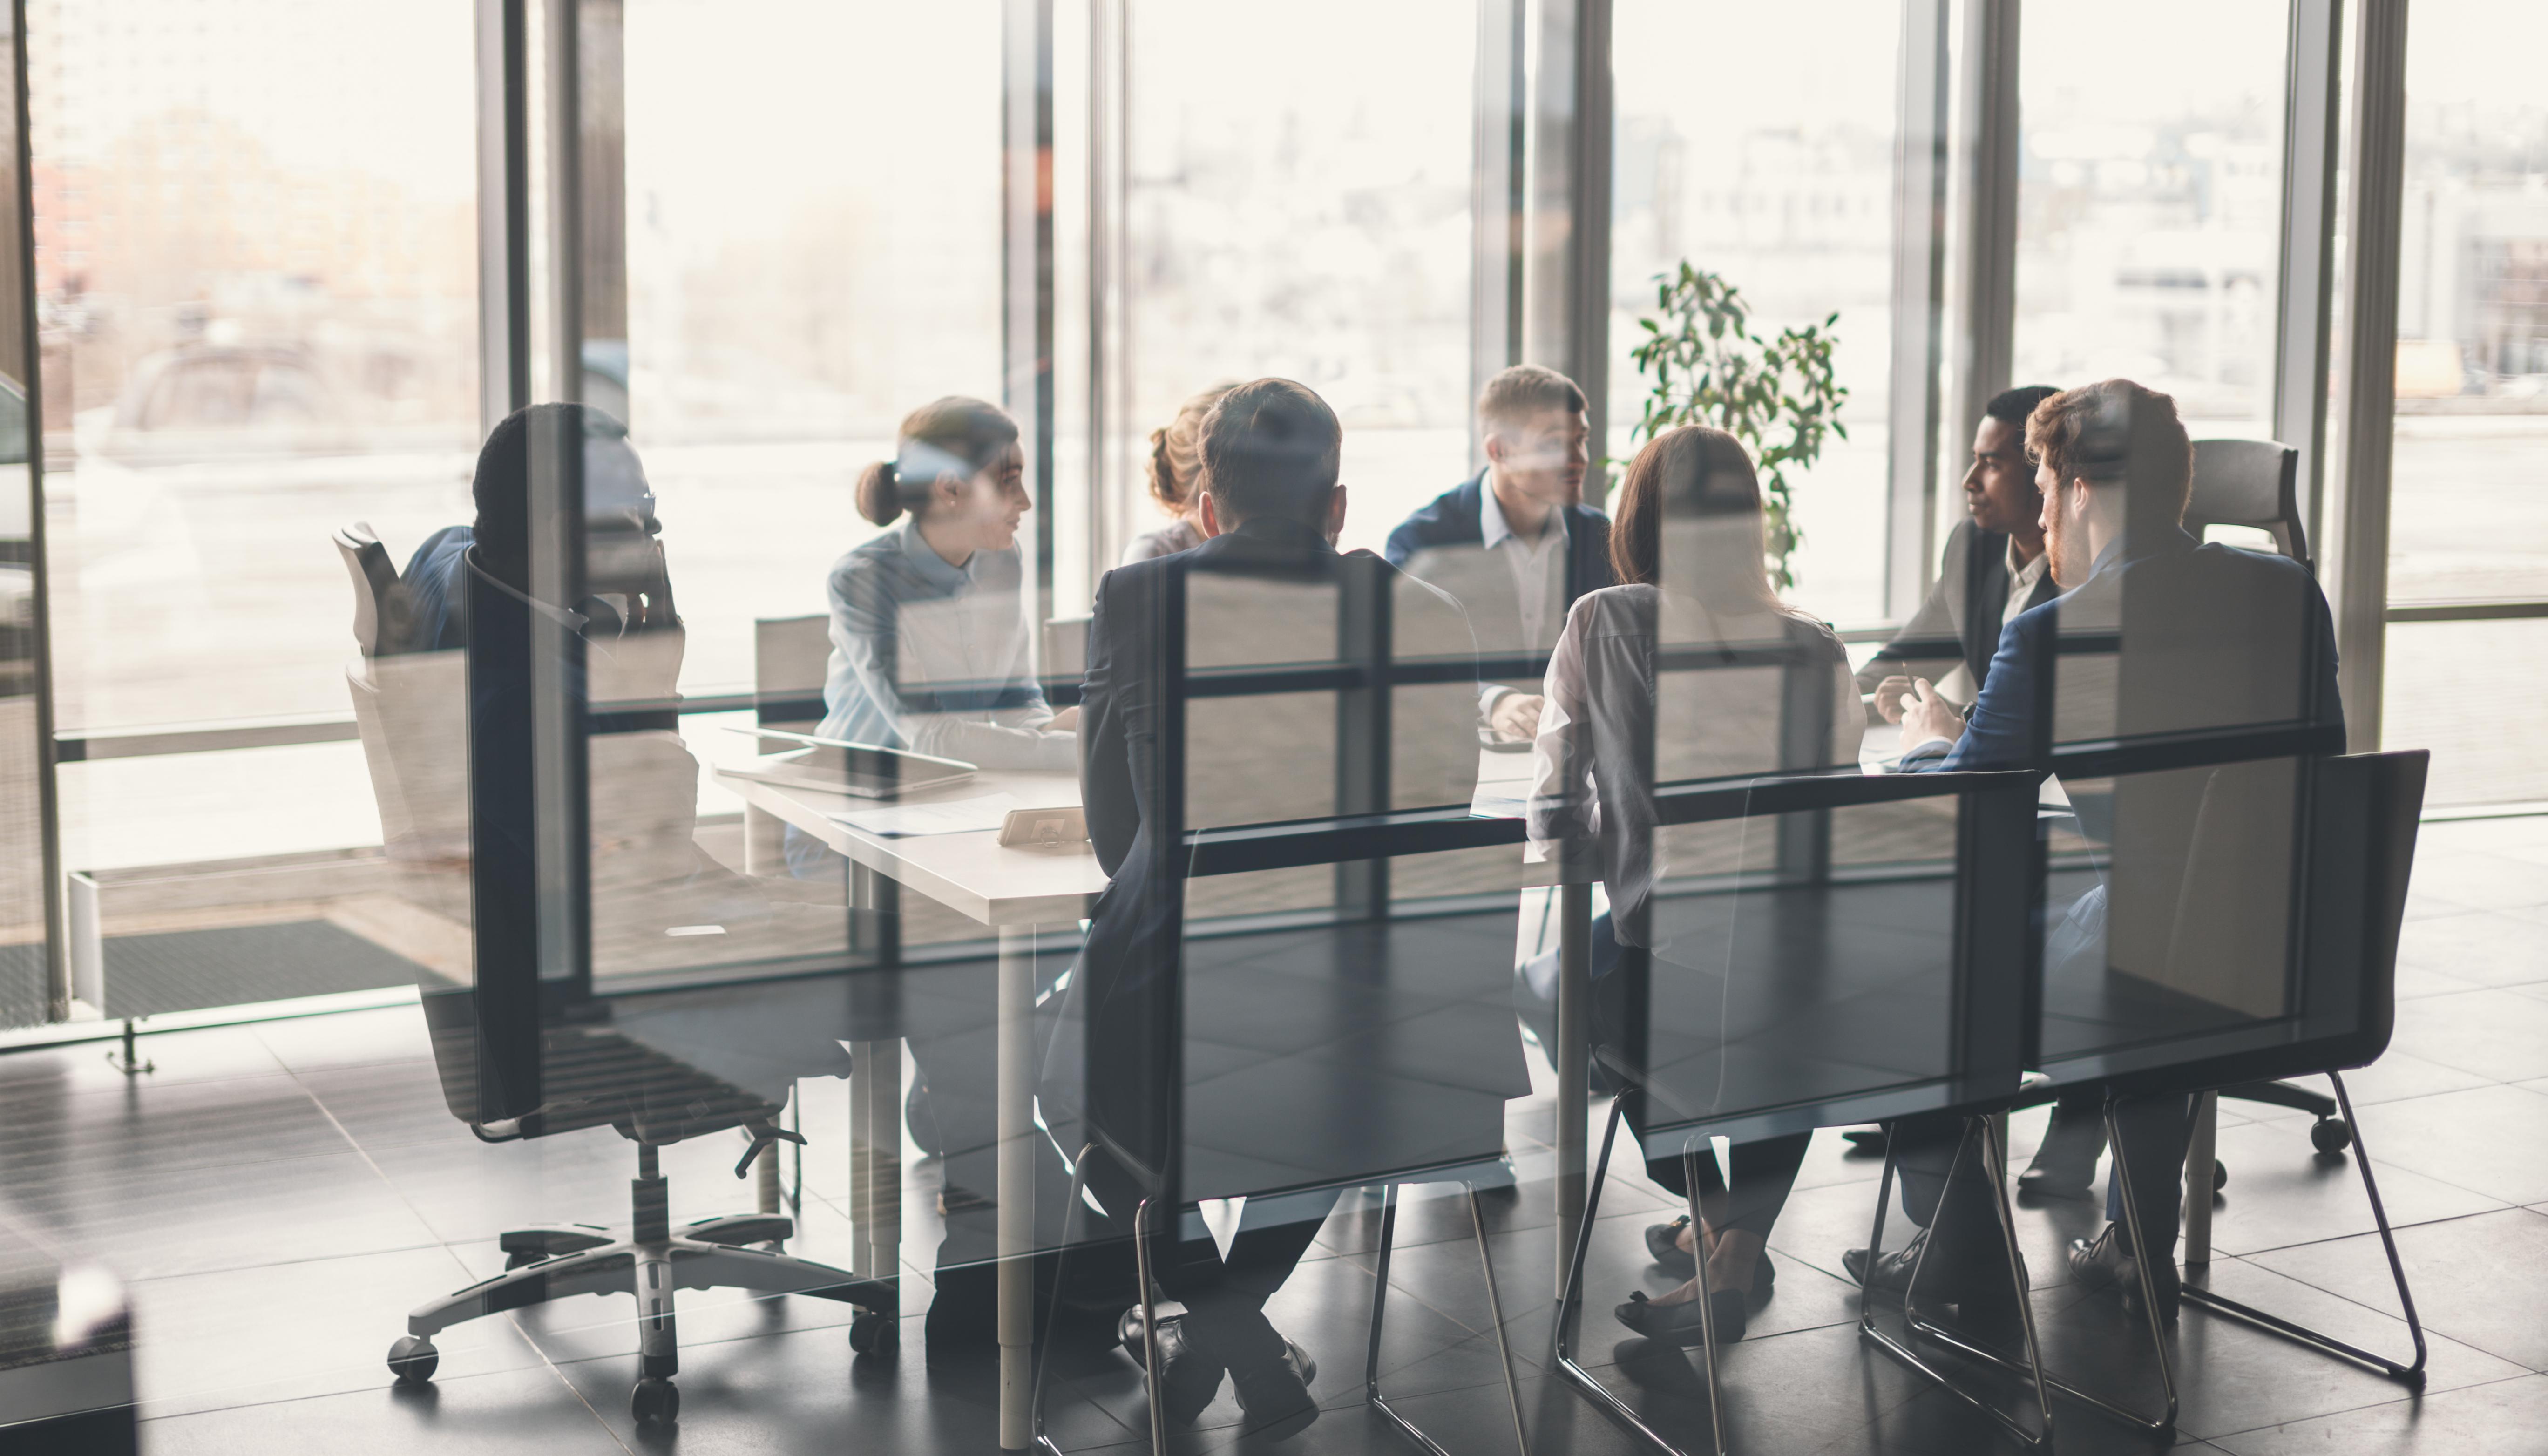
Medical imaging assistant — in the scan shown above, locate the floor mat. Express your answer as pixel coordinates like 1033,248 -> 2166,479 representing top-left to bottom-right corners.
98,920 -> 440,1020
0,941 -> 41,1029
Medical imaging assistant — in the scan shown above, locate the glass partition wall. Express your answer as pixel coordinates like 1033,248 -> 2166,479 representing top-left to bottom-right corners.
0,0 -> 2532,1035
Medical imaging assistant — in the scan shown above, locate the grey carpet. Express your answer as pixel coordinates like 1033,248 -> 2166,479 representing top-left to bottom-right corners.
98,920 -> 439,1020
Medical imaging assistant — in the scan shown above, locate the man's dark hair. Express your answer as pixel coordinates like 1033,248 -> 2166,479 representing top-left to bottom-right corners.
1199,378 -> 1342,527
1984,384 -> 2060,433
470,401 -> 643,589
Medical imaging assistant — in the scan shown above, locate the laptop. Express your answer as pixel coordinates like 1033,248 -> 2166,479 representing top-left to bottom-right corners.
721,726 -> 978,799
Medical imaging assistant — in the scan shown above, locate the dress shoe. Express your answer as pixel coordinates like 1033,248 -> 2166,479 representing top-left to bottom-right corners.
2016,1123 -> 2103,1202
1842,1228 -> 1927,1295
1642,1216 -> 1775,1294
2068,1224 -> 2180,1324
1614,1287 -> 1748,1346
1117,1308 -> 1226,1427
1227,1338 -> 1320,1438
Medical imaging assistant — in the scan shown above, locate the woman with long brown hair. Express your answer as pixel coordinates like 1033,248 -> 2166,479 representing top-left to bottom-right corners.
1527,425 -> 1860,1345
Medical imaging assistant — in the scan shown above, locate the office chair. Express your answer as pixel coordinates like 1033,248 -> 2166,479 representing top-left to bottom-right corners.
386,992 -> 900,1424
2180,441 -> 2358,1161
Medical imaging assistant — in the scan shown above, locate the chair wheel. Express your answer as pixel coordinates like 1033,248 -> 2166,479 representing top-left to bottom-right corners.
850,1312 -> 898,1357
2215,1160 -> 2229,1191
632,1376 -> 679,1424
2311,1117 -> 2352,1155
388,1335 -> 439,1384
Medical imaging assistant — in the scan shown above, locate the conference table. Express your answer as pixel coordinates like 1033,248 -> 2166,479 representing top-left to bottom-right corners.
720,732 -> 1925,1444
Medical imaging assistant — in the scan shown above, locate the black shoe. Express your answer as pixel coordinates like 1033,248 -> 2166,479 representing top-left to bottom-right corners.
1227,1339 -> 1319,1439
1642,1217 -> 1775,1295
1614,1287 -> 1748,1347
1842,1228 -> 1927,1295
1117,1308 -> 1226,1427
2068,1224 -> 2181,1324
2017,1108 -> 2106,1202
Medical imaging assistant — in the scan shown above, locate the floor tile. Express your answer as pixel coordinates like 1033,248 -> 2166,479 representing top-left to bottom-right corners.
2310,1084 -> 2548,1207
2402,850 -> 2548,915
2392,908 -> 2548,990
137,1363 -> 625,1456
129,1244 -> 541,1420
2386,990 -> 2548,1085
11,1148 -> 441,1281
2244,1208 -> 2548,1371
251,1002 -> 436,1073
0,1024 -> 285,1098
2208,1372 -> 2548,1455
2202,1119 -> 2507,1256
556,1314 -> 1132,1456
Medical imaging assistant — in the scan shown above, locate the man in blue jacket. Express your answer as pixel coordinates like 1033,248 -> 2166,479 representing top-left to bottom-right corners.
1383,364 -> 1610,744
1849,379 -> 2343,1326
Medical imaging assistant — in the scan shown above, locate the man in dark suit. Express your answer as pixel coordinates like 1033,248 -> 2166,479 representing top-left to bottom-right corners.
1384,364 -> 1609,744
1850,379 -> 2343,1324
1859,384 -> 2062,723
1858,384 -> 2113,1198
1064,378 -> 1496,1437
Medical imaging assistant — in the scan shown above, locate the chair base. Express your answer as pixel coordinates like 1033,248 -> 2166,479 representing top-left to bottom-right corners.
1857,1102 -> 2180,1447
1553,1098 -> 1731,1456
390,1145 -> 895,1426
1030,1152 -> 1531,1456
2184,1072 -> 2426,1387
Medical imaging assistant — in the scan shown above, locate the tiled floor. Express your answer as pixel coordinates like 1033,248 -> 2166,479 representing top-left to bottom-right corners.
3,813 -> 2543,1455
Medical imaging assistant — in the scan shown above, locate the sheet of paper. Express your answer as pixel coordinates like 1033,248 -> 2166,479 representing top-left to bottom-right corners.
827,791 -> 1026,838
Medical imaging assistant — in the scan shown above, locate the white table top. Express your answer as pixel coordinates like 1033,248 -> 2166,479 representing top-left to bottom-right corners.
720,767 -> 1108,927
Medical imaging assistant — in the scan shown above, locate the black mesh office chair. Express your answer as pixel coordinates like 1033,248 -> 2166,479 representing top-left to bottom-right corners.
378,546 -> 898,1427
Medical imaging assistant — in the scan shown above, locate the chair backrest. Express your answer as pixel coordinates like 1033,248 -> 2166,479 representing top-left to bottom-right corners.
2187,439 -> 2308,569
332,521 -> 409,657
754,613 -> 829,733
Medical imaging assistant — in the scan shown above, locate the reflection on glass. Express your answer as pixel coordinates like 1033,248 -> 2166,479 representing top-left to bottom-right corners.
1124,0 -> 1473,559
1611,0 -> 1900,621
0,0 -> 38,1024
2387,0 -> 2548,610
2014,1 -> 2286,433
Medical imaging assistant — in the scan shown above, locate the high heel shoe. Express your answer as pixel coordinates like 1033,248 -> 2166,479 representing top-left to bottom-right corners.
1642,1216 -> 1776,1296
1613,1286 -> 1748,1346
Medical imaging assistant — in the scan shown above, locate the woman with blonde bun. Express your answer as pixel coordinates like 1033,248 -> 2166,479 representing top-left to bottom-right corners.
1119,383 -> 1236,565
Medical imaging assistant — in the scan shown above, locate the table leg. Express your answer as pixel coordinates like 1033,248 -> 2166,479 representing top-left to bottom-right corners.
2183,1091 -> 2218,1266
997,925 -> 1036,1450
1555,881 -> 1592,1297
848,1043 -> 902,1284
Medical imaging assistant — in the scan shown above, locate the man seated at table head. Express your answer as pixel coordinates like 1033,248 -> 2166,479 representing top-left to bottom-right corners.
1384,364 -> 1608,745
1860,379 -> 2342,1327
1067,377 -> 1491,1437
1860,384 -> 2061,725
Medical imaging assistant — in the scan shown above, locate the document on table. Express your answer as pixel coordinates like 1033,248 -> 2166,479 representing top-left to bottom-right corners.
827,791 -> 1026,838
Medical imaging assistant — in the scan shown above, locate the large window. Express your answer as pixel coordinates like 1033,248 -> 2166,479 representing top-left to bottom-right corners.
1117,0 -> 1475,561
26,0 -> 479,1016
2013,1 -> 2288,436
2380,0 -> 2548,806
1609,1 -> 1902,625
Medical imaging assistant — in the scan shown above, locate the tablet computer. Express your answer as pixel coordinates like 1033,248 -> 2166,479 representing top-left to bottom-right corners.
722,726 -> 977,799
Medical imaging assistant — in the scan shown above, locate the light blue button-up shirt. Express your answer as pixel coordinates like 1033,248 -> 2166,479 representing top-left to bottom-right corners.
816,519 -> 1074,771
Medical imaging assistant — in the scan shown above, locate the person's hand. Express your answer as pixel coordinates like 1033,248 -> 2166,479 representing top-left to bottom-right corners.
1489,692 -> 1544,742
1873,675 -> 1917,724
1044,706 -> 1081,733
1897,678 -> 1964,752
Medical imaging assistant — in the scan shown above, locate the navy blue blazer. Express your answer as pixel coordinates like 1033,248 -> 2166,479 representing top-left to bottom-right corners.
1382,472 -> 1615,602
1903,530 -> 2343,778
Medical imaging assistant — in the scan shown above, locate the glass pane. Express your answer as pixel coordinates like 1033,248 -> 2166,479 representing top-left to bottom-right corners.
2383,618 -> 2548,807
1120,0 -> 1473,562
28,0 -> 478,1018
2387,1 -> 2548,605
1610,0 -> 1902,623
0,1 -> 42,1028
2013,3 -> 2287,435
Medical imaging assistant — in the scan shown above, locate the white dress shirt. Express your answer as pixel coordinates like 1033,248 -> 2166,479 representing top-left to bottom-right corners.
1477,482 -> 1570,716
